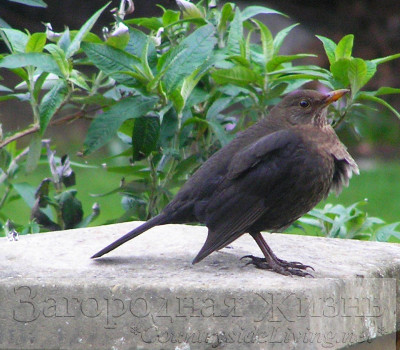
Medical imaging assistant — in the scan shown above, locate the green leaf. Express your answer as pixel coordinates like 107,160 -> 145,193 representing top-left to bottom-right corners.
160,107 -> 178,147
0,28 -> 29,53
207,120 -> 232,146
348,58 -> 367,95
69,69 -> 90,90
0,95 -> 18,102
375,222 -> 400,242
241,5 -> 286,20
126,27 -> 156,69
8,66 -> 28,81
162,9 -> 180,26
273,23 -> 299,56
71,93 -> 114,107
218,2 -> 234,33
357,93 -> 400,119
125,17 -> 163,31
84,95 -> 158,155
0,84 -> 12,92
212,66 -> 258,86
206,97 -> 232,120
8,0 -> 47,7
372,53 -> 400,65
266,54 -> 316,72
316,35 -> 337,65
132,115 -> 160,161
125,28 -> 145,56
272,75 -> 328,89
177,55 -> 216,112
25,134 -> 42,173
182,116 -> 208,128
45,43 -> 69,77
169,89 -> 184,114
25,32 -> 47,53
166,17 -> 209,29
12,182 -> 36,208
375,87 -> 400,96
65,2 -> 109,58
227,7 -> 243,55
330,58 -> 351,86
139,37 -> 156,80
69,30 -> 102,44
269,64 -> 332,79
0,52 -> 62,76
81,42 -> 141,85
0,92 -> 30,102
158,24 -> 216,93
335,34 -> 354,60
267,82 -> 288,99
39,80 -> 68,134
58,27 -> 71,52
56,190 -> 83,229
31,72 -> 48,100
185,87 -> 209,108
252,19 -> 273,65
364,60 -> 377,86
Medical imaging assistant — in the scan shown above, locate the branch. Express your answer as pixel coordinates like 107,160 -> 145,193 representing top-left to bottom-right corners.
0,107 -> 101,150
0,125 -> 39,149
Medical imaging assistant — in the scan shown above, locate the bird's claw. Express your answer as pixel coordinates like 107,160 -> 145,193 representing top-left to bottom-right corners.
241,255 -> 314,277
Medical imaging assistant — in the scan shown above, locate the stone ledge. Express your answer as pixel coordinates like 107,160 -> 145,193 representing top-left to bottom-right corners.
0,222 -> 399,349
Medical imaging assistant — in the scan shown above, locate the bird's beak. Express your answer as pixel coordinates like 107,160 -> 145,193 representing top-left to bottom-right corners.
323,89 -> 350,105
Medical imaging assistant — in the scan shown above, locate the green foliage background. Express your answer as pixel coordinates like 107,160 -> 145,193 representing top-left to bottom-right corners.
0,0 -> 399,241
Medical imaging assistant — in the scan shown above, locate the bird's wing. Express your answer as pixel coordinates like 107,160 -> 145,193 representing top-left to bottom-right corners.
227,129 -> 295,180
192,196 -> 267,263
193,130 -> 303,263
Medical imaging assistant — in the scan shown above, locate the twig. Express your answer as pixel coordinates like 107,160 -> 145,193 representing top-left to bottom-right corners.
0,106 -> 102,149
0,126 -> 40,149
332,109 -> 348,129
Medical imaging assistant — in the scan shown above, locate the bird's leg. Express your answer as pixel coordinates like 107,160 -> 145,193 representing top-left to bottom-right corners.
242,232 -> 314,277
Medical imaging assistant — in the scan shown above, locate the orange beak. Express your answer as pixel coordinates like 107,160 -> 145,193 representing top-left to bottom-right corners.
323,89 -> 350,105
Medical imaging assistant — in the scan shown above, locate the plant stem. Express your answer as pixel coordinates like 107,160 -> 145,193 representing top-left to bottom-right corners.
0,185 -> 11,210
147,155 -> 159,219
0,126 -> 40,149
27,67 -> 41,125
332,101 -> 352,129
0,106 -> 102,149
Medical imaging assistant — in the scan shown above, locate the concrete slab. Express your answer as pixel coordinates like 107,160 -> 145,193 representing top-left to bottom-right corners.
0,222 -> 399,349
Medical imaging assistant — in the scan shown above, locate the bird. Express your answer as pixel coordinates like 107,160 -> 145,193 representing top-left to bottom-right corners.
91,89 -> 359,276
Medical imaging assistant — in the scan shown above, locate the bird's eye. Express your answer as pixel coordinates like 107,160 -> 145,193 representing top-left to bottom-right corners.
299,99 -> 310,108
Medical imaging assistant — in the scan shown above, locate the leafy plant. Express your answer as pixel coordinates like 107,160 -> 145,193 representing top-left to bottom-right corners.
0,0 -> 399,241
0,140 -> 99,234
293,201 -> 400,242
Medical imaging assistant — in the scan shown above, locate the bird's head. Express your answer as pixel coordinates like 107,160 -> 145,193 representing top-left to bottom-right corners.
274,89 -> 349,127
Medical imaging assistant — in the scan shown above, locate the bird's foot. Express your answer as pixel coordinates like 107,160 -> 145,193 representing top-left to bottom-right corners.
241,255 -> 314,277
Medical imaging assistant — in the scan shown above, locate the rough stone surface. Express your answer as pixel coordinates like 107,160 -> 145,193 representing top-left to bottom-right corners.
0,222 -> 399,350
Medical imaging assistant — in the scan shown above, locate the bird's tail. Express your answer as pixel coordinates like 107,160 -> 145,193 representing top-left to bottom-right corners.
91,214 -> 168,258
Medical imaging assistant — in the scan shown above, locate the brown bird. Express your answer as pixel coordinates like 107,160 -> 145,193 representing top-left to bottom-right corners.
92,89 -> 359,276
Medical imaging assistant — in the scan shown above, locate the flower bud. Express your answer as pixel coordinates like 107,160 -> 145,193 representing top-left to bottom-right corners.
176,0 -> 204,18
